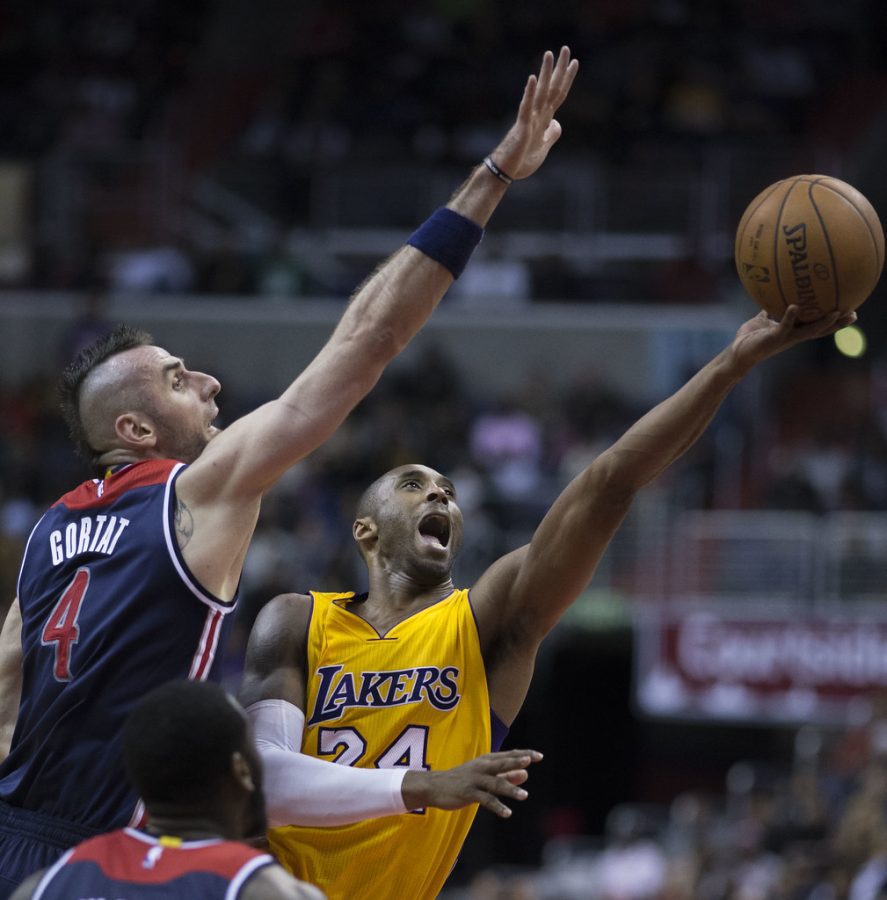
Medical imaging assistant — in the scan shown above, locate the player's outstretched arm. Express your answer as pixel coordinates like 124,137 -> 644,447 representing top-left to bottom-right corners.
179,48 -> 579,507
240,594 -> 540,826
0,598 -> 22,759
473,306 -> 855,720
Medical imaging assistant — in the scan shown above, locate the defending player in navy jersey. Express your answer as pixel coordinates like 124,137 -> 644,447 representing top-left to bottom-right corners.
0,47 -> 578,897
241,304 -> 856,899
11,680 -> 324,900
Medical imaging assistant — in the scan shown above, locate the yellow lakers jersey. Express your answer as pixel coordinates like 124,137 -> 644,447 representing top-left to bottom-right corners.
269,588 -> 493,900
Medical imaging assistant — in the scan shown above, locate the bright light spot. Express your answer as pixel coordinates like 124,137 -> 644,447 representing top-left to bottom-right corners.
835,324 -> 866,358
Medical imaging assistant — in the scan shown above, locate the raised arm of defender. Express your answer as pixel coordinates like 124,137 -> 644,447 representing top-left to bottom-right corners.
472,307 -> 856,723
194,47 -> 578,497
175,48 -> 578,600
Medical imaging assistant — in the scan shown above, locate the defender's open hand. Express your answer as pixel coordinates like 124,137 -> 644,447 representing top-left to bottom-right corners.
489,46 -> 579,182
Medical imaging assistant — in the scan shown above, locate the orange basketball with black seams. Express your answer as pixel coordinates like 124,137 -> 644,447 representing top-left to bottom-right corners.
735,175 -> 885,321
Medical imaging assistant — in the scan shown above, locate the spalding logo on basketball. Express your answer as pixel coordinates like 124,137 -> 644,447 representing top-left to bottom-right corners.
734,175 -> 885,321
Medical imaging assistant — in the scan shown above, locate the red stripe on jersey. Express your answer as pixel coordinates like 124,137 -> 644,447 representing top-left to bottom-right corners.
190,609 -> 222,680
68,831 -> 266,883
54,460 -> 181,511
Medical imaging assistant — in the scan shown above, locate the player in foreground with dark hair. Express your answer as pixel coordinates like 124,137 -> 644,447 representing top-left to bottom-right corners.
10,680 -> 324,899
0,46 -> 577,897
241,304 -> 856,900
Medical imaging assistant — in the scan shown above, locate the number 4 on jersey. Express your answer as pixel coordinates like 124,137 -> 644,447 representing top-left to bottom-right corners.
318,724 -> 431,814
41,567 -> 90,681
376,726 -> 430,771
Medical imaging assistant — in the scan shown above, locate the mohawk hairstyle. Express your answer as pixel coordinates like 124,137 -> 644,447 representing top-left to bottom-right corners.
58,324 -> 154,467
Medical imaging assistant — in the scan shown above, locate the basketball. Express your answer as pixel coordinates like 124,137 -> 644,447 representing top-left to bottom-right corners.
734,175 -> 884,321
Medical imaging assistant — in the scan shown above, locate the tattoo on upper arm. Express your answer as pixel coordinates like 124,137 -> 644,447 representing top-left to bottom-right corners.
175,498 -> 194,549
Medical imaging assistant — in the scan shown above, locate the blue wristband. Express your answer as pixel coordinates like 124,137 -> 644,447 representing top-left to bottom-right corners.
406,207 -> 484,279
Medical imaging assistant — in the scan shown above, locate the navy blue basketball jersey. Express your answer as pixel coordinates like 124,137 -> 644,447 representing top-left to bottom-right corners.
0,460 -> 238,830
31,829 -> 274,899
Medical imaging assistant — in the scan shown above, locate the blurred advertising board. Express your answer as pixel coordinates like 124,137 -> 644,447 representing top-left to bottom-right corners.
634,609 -> 887,724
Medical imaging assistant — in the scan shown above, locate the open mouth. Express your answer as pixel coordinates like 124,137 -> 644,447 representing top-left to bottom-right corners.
418,513 -> 451,548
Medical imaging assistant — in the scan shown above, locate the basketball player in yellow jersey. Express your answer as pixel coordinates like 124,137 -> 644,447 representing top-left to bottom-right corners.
241,302 -> 857,899
278,586 -> 494,895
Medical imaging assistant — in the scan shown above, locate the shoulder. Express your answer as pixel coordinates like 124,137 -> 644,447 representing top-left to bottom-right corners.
239,862 -> 326,900
470,547 -> 529,641
253,592 -> 314,637
53,460 -> 179,511
67,829 -> 127,863
242,593 -> 315,695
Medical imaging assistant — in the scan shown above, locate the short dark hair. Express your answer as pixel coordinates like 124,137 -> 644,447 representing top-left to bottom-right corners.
58,324 -> 153,464
123,680 -> 248,808
355,474 -> 387,520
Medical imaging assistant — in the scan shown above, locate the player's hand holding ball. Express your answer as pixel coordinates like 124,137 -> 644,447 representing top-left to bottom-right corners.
735,175 -> 884,322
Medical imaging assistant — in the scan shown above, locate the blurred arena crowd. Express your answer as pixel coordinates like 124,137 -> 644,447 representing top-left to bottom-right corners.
2,0 -> 886,301
448,709 -> 887,899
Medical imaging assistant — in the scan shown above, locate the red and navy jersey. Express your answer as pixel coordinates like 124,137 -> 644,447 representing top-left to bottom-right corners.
31,828 -> 275,899
0,460 -> 238,831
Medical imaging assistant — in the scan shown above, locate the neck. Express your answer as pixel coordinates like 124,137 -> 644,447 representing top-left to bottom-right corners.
95,448 -> 151,469
365,565 -> 455,610
142,812 -> 239,843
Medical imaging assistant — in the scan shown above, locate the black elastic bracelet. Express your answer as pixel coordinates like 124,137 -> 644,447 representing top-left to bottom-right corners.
406,207 -> 484,279
483,156 -> 514,185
